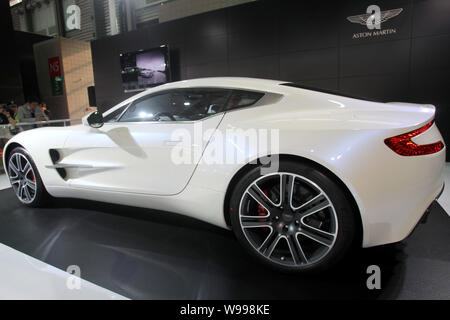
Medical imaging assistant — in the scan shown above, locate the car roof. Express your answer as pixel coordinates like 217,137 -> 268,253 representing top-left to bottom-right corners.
155,77 -> 285,92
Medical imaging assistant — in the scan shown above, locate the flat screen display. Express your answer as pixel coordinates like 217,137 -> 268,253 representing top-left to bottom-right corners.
120,45 -> 170,92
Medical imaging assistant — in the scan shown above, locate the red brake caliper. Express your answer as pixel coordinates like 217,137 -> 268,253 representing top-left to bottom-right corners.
257,190 -> 270,231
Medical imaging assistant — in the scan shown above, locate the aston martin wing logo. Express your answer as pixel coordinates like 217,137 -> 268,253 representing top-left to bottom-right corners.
347,8 -> 403,26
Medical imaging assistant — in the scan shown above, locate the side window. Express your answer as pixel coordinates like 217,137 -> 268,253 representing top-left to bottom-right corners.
119,93 -> 173,122
227,90 -> 264,110
171,89 -> 230,121
119,89 -> 231,122
103,104 -> 128,123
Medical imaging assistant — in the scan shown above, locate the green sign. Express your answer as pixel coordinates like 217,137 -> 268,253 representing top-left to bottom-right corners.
48,56 -> 63,96
50,76 -> 63,96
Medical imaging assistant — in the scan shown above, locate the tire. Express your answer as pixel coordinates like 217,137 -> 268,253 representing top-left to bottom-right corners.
229,160 -> 357,273
6,147 -> 50,207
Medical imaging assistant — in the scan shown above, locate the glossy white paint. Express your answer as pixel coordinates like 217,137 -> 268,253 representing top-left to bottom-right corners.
64,114 -> 223,195
438,163 -> 450,216
2,77 -> 446,248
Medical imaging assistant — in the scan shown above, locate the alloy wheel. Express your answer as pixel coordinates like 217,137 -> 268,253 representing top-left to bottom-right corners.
8,153 -> 37,204
238,172 -> 338,267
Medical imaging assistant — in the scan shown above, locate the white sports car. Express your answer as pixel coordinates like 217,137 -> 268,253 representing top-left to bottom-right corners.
2,78 -> 446,272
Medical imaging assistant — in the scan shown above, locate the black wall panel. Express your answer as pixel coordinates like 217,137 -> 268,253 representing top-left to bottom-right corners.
0,0 -> 22,104
186,34 -> 228,65
412,0 -> 450,37
91,0 -> 450,158
186,61 -> 229,79
340,73 -> 410,101
411,34 -> 450,71
229,55 -> 279,79
280,48 -> 339,81
228,28 -> 279,60
340,40 -> 411,77
187,10 -> 227,38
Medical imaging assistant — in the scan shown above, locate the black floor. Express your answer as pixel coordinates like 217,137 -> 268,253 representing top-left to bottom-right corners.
0,188 -> 449,299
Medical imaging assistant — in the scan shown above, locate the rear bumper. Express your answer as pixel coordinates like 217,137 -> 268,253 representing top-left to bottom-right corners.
436,181 -> 445,200
406,182 -> 445,239
419,182 -> 445,224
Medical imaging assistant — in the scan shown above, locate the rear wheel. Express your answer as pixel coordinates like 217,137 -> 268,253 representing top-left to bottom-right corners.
229,160 -> 357,273
7,147 -> 49,207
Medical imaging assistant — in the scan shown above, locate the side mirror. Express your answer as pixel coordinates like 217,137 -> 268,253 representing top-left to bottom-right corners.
86,111 -> 104,128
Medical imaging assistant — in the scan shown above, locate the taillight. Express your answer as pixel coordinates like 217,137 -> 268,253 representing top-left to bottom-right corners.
384,120 -> 444,156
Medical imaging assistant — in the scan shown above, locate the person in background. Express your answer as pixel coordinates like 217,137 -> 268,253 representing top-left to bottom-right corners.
7,102 -> 18,121
17,96 -> 47,130
0,103 -> 17,149
0,103 -> 17,127
40,102 -> 51,119
6,102 -> 20,136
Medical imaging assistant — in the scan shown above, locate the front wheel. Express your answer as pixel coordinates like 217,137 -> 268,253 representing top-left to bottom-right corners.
229,160 -> 357,273
7,147 -> 49,207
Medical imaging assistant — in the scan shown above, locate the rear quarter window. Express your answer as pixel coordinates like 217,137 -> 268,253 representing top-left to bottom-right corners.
226,90 -> 265,111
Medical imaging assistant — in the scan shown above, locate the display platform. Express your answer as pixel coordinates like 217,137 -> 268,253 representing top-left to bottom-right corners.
0,188 -> 449,300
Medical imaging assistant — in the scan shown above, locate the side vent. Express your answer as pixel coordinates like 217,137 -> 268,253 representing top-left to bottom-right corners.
49,149 -> 60,163
49,149 -> 67,179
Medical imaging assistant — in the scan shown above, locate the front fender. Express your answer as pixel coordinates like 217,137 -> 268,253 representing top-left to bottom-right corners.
3,127 -> 73,187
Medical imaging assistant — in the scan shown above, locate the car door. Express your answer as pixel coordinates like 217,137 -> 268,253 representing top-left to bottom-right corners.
63,88 -> 231,195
